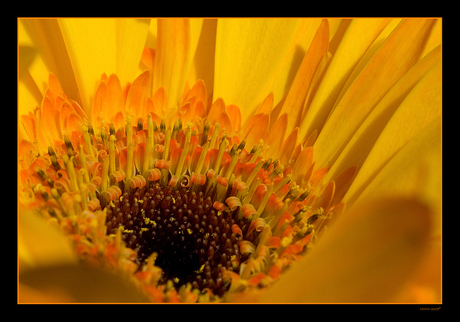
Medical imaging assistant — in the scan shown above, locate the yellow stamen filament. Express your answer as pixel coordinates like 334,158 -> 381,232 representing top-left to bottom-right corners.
64,155 -> 78,192
225,149 -> 240,180
79,145 -> 90,183
257,183 -> 274,216
82,125 -> 95,159
194,142 -> 209,175
209,123 -> 220,149
79,183 -> 88,211
175,124 -> 192,177
163,126 -> 172,161
125,118 -> 133,181
242,177 -> 260,206
109,135 -> 116,176
214,135 -> 228,174
101,156 -> 110,192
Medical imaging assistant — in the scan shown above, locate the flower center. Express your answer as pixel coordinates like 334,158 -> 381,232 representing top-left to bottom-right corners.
103,182 -> 248,296
19,74 -> 351,302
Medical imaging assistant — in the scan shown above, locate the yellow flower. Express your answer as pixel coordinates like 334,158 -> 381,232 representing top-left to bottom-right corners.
18,18 -> 441,303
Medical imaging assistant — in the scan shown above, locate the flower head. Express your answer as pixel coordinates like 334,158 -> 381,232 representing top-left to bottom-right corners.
18,18 -> 441,303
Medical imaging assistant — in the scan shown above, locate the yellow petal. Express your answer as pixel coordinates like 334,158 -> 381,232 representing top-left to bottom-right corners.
18,46 -> 37,81
186,19 -> 217,94
153,18 -> 191,112
59,18 -> 150,112
260,197 -> 431,303
324,45 -> 441,184
19,19 -> 81,105
421,18 -> 442,58
18,209 -> 77,273
313,19 -> 437,169
279,19 -> 329,137
19,264 -> 150,303
114,19 -> 151,86
299,18 -> 394,140
344,59 -> 441,208
349,116 -> 441,235
213,19 -> 308,123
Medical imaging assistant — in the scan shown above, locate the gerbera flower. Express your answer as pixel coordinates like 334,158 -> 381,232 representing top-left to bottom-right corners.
18,18 -> 442,303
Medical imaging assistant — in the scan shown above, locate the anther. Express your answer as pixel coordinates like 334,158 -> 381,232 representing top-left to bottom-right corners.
137,117 -> 143,131
64,135 -> 73,152
109,123 -> 116,136
201,121 -> 210,146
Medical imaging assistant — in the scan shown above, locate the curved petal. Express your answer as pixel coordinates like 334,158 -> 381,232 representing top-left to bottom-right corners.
19,19 -> 81,104
349,116 -> 441,235
153,18 -> 191,112
344,60 -> 441,208
259,197 -> 431,303
279,19 -> 329,137
299,18 -> 393,140
324,45 -> 441,184
114,19 -> 151,86
213,19 -> 308,123
186,19 -> 217,94
19,264 -> 150,303
18,210 -> 77,273
313,19 -> 437,169
59,18 -> 150,113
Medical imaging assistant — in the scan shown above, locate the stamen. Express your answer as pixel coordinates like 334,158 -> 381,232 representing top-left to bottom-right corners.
109,123 -> 116,136
20,75 -> 347,302
82,125 -> 95,159
126,118 -> 134,180
64,155 -> 78,192
201,121 -> 210,146
194,142 -> 209,175
79,145 -> 90,184
209,123 -> 220,149
100,156 -> 110,192
257,183 -> 274,216
174,124 -> 192,178
213,134 -> 228,174
109,135 -> 116,175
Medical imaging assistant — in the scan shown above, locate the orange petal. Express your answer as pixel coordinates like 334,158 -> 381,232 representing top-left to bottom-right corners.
207,97 -> 226,124
279,127 -> 298,165
48,73 -> 64,98
105,74 -> 124,118
152,87 -> 167,117
41,96 -> 61,140
216,111 -> 233,136
244,114 -> 269,151
141,47 -> 155,70
264,113 -> 288,160
311,180 -> 335,211
291,147 -> 314,185
226,104 -> 241,133
187,79 -> 207,108
59,101 -> 75,133
255,92 -> 274,116
125,70 -> 151,118
92,80 -> 107,123
331,166 -> 357,206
